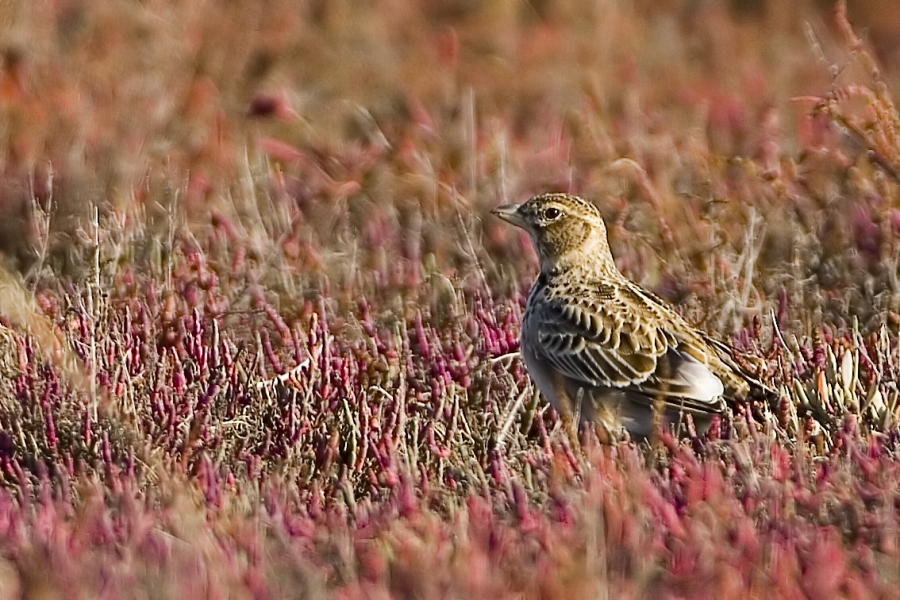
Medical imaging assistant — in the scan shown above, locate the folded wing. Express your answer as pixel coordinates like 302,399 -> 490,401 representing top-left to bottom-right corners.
535,282 -> 727,413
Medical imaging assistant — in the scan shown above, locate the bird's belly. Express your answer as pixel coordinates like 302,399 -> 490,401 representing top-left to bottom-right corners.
520,341 -> 566,415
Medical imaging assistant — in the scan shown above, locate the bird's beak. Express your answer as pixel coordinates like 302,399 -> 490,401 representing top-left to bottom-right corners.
491,204 -> 526,228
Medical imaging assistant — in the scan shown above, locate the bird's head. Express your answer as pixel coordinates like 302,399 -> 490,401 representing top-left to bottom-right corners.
492,193 -> 614,274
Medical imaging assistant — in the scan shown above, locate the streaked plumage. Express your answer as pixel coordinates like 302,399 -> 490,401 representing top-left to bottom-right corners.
492,193 -> 769,439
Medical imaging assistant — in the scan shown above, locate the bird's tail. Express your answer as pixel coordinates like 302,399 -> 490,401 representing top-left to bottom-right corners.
706,335 -> 778,402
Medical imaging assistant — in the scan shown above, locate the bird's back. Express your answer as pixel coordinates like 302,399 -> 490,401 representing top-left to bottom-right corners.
521,267 -> 766,436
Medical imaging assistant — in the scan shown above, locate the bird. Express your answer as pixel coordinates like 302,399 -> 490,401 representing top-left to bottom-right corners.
492,192 -> 771,440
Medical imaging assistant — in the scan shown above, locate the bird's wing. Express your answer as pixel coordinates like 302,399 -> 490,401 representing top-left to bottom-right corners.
534,281 -> 725,409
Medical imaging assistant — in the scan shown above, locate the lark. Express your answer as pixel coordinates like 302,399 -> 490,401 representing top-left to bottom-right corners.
493,193 -> 770,440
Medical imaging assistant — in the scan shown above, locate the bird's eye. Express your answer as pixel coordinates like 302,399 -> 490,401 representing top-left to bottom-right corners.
544,207 -> 561,220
